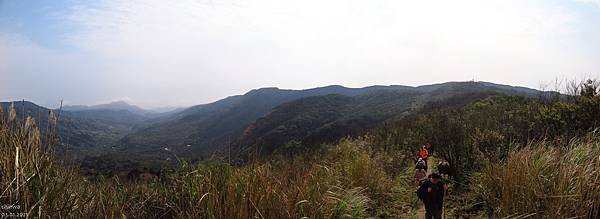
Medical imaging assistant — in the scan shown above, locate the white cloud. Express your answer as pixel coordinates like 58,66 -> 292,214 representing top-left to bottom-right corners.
2,0 -> 599,107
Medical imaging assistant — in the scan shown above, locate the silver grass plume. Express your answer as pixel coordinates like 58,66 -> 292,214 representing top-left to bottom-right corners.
8,102 -> 17,123
48,110 -> 57,127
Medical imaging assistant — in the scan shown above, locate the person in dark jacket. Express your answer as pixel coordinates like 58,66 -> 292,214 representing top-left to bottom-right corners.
437,161 -> 452,179
417,173 -> 447,219
426,143 -> 433,155
416,157 -> 427,171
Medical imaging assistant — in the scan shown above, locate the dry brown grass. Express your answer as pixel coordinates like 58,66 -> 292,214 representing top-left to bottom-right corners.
1,104 -> 410,218
0,103 -> 82,217
474,133 -> 600,218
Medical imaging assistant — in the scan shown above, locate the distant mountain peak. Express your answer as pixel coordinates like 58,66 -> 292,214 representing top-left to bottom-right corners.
245,87 -> 282,95
63,100 -> 146,114
101,101 -> 143,110
106,100 -> 131,105
319,85 -> 346,89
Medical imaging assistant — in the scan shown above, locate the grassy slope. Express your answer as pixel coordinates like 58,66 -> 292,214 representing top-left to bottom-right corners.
5,111 -> 595,218
0,110 -> 421,218
2,81 -> 598,218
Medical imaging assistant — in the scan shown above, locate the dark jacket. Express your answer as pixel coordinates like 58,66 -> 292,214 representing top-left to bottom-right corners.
417,180 -> 446,209
438,162 -> 451,176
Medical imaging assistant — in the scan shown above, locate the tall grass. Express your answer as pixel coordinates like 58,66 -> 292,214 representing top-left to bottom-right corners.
474,133 -> 600,218
0,103 -> 83,217
84,138 -> 397,218
1,103 -> 415,218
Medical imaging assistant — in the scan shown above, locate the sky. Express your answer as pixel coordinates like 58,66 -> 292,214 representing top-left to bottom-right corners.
0,0 -> 599,108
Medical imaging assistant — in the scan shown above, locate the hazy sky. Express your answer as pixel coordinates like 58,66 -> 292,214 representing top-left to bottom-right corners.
1,0 -> 599,108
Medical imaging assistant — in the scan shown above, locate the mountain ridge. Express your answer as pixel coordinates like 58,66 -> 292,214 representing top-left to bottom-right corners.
116,81 -> 544,161
1,81 -> 546,162
234,81 -> 536,157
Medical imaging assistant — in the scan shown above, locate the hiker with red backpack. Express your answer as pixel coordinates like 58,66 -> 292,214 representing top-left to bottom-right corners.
418,145 -> 428,160
417,145 -> 429,167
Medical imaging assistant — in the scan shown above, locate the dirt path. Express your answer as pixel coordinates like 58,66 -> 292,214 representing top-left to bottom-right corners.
417,157 -> 443,219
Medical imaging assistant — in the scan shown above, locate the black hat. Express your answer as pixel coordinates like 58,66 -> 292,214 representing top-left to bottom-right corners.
430,173 -> 442,179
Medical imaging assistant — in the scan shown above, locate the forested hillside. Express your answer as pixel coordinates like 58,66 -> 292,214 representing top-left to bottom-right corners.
0,101 -> 143,158
116,82 -> 542,162
116,85 -> 414,158
236,81 -> 540,159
